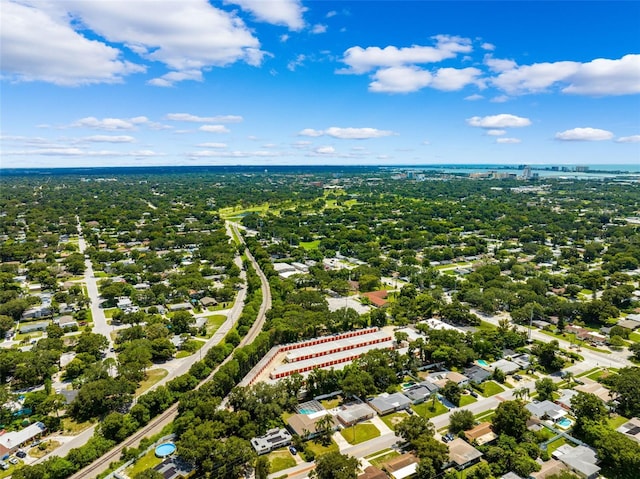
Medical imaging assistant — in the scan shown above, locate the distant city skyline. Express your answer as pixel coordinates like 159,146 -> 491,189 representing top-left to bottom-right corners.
1,0 -> 639,168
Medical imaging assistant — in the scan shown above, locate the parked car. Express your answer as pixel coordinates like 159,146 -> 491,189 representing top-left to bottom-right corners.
513,374 -> 522,381
289,446 -> 297,455
0,461 -> 9,470
470,391 -> 478,398
9,457 -> 18,465
15,450 -> 26,459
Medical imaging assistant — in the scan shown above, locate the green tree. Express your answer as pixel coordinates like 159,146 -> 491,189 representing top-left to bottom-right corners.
255,456 -> 270,479
440,380 -> 461,407
535,378 -> 558,402
133,470 -> 163,479
604,367 -> 640,417
449,409 -> 475,434
310,451 -> 359,479
570,392 -> 607,435
492,400 -> 530,440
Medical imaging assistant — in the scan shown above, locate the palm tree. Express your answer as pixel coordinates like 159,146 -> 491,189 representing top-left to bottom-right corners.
564,371 -> 574,386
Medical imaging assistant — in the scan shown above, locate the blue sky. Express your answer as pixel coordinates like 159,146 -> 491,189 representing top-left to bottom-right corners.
1,0 -> 639,168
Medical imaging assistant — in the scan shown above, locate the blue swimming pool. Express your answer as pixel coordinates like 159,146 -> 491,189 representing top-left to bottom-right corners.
557,418 -> 573,428
299,409 -> 315,415
155,442 -> 176,458
477,360 -> 489,367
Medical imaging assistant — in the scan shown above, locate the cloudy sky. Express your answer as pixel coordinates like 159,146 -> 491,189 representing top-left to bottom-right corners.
1,0 -> 639,168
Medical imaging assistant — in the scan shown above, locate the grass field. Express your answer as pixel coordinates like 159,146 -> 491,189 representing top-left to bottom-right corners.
104,308 -> 117,318
546,437 -> 567,455
460,395 -> 477,406
299,240 -> 321,250
268,449 -> 296,473
61,417 -> 94,435
340,422 -> 380,445
412,399 -> 448,418
205,314 -> 227,337
302,439 -> 338,461
481,381 -> 505,397
136,368 -> 168,395
369,450 -> 401,469
320,398 -> 341,410
608,415 -> 629,429
381,411 -> 409,431
126,449 -> 163,478
28,440 -> 61,458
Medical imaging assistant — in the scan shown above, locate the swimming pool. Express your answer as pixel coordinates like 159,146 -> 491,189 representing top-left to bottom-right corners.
299,409 -> 315,415
557,418 -> 573,428
477,360 -> 489,367
155,443 -> 176,458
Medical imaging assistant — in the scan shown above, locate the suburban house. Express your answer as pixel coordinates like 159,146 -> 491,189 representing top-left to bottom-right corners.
250,428 -> 292,455
487,359 -> 520,375
403,383 -> 438,404
526,400 -> 566,422
286,413 -> 336,439
383,453 -> 419,479
57,315 -> 78,329
464,365 -> 492,384
529,459 -> 569,479
552,445 -> 600,479
0,422 -> 47,456
616,417 -> 640,443
358,466 -> 387,479
336,403 -> 376,427
19,321 -> 49,334
200,297 -> 218,308
464,422 -> 497,446
427,371 -> 470,388
167,302 -> 193,312
447,438 -> 483,471
368,392 -> 411,415
361,290 -> 389,308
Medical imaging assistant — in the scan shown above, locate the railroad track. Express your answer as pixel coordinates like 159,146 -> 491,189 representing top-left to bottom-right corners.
68,223 -> 271,479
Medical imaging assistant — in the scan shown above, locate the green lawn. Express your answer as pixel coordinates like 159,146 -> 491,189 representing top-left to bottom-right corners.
546,437 -> 568,455
104,308 -> 117,318
381,411 -> 409,431
205,314 -> 227,337
126,448 -> 163,478
175,339 -> 205,358
481,381 -> 505,397
412,399 -> 448,418
474,410 -> 496,422
268,449 -> 296,473
608,415 -> 629,429
302,439 -> 338,461
136,368 -> 168,395
300,240 -> 320,250
320,398 -> 341,410
460,395 -> 477,406
61,417 -> 95,435
369,450 -> 401,469
629,332 -> 640,342
340,422 -> 380,445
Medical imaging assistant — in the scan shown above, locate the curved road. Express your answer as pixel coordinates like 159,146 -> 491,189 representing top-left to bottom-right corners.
65,222 -> 271,479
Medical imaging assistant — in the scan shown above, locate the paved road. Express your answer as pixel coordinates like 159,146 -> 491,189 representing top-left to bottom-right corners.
76,216 -> 116,361
61,223 -> 272,479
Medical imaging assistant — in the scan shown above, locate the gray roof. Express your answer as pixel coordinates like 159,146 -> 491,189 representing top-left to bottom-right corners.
369,392 -> 411,413
403,385 -> 432,402
526,400 -> 565,420
488,359 -> 520,374
464,366 -> 491,383
554,445 -> 600,478
500,473 -> 523,479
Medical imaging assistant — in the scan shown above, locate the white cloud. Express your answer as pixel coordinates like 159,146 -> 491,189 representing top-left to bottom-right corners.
465,94 -> 484,101
280,34 -> 289,42
292,140 -> 312,148
616,135 -> 640,143
315,146 -> 335,154
18,0 -> 267,87
481,42 -> 495,51
326,10 -> 337,18
1,0 -> 144,85
466,114 -> 532,129
369,66 -> 432,93
490,95 -> 509,103
430,67 -> 483,91
299,127 -> 395,139
340,35 -> 472,74
311,24 -> 327,34
486,129 -> 506,136
492,54 -> 640,96
325,127 -> 394,139
496,137 -> 521,144
84,135 -> 136,143
199,125 -> 230,133
223,0 -> 305,30
72,116 -> 148,130
191,149 -> 280,158
166,113 -> 243,123
555,127 -> 614,141
484,55 -> 517,73
298,128 -> 324,137
197,142 -> 228,148
562,55 -> 640,95
288,54 -> 306,71
422,140 -> 431,145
